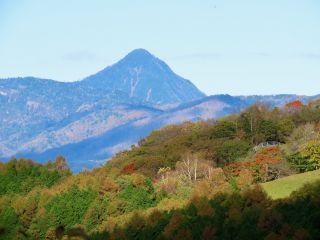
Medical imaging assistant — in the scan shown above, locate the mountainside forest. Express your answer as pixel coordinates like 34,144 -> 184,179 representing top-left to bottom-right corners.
1,99 -> 320,239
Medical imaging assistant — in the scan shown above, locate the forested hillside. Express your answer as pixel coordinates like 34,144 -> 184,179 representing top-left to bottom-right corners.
1,100 -> 320,239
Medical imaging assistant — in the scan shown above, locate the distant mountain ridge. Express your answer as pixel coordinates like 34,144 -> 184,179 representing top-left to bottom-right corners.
0,49 -> 319,172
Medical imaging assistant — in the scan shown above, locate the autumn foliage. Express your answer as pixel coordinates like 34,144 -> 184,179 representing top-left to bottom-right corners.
224,146 -> 282,181
1,103 -> 320,239
285,100 -> 305,109
121,163 -> 135,174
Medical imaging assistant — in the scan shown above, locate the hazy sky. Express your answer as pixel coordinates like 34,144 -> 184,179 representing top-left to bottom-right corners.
1,0 -> 320,95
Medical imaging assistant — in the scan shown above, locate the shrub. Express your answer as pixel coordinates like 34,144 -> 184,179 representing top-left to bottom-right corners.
45,185 -> 97,231
215,139 -> 251,164
301,140 -> 320,170
210,120 -> 237,139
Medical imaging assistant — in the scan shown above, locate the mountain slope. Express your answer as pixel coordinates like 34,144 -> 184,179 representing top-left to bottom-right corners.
14,93 -> 320,172
0,77 -> 143,154
10,95 -> 259,172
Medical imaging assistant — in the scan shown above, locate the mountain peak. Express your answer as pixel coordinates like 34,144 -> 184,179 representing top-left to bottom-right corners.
82,49 -> 205,105
119,48 -> 158,66
126,48 -> 154,58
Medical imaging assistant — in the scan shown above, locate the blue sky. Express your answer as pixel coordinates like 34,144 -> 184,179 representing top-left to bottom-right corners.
0,0 -> 319,95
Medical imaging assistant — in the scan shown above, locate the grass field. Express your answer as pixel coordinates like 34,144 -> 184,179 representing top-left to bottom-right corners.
261,170 -> 320,199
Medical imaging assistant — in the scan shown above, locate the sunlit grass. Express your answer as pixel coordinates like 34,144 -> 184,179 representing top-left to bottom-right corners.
261,169 -> 320,199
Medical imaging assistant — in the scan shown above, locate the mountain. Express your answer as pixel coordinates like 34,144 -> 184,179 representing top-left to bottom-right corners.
0,49 -> 319,172
237,94 -> 320,106
0,77 -> 144,155
0,49 -> 205,170
14,95 -> 247,172
81,49 -> 205,106
12,94 -> 320,172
